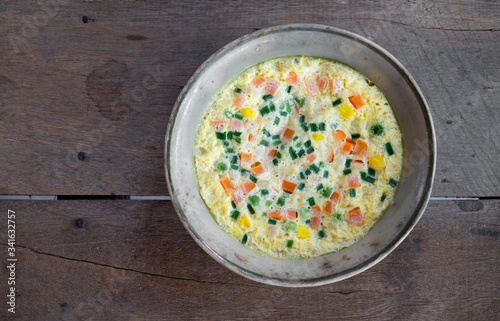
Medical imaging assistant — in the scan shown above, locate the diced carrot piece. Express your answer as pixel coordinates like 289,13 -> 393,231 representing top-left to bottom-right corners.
252,76 -> 266,88
330,78 -> 343,93
347,176 -> 361,188
248,133 -> 254,142
353,159 -> 364,165
234,94 -> 246,108
267,209 -> 282,220
307,79 -> 318,96
268,149 -> 277,158
334,130 -> 346,142
241,180 -> 256,194
230,118 -> 243,130
311,205 -> 322,216
282,128 -> 295,142
310,215 -> 324,230
341,140 -> 355,154
349,93 -> 366,110
330,191 -> 341,205
318,76 -> 328,91
284,209 -> 298,220
352,140 -> 368,157
250,162 -> 265,176
240,152 -> 252,167
323,200 -> 333,214
220,176 -> 235,195
265,80 -> 279,95
327,149 -> 335,163
306,153 -> 316,164
287,72 -> 298,85
232,187 -> 244,204
282,179 -> 298,194
210,119 -> 225,130
348,207 -> 364,226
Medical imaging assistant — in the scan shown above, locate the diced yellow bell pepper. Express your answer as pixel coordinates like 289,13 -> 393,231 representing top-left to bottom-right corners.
240,214 -> 251,229
297,224 -> 311,239
312,133 -> 324,141
369,155 -> 385,169
241,108 -> 256,118
338,103 -> 355,119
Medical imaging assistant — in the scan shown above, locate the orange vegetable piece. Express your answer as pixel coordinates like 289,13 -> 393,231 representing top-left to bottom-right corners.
232,187 -> 244,205
282,179 -> 298,194
311,205 -> 322,216
306,153 -> 316,163
241,180 -> 256,194
310,215 -> 324,230
323,200 -> 333,214
353,159 -> 364,165
334,130 -> 346,142
234,94 -> 247,108
347,176 -> 361,188
252,76 -> 266,88
210,119 -> 225,130
352,140 -> 368,157
330,191 -> 341,205
327,149 -> 335,163
239,152 -> 253,167
287,72 -> 298,85
267,209 -> 282,220
283,209 -> 298,220
307,79 -> 318,96
219,176 -> 235,195
341,139 -> 355,154
349,93 -> 366,110
248,133 -> 254,142
348,207 -> 364,226
250,162 -> 265,176
230,118 -> 243,130
330,78 -> 343,93
268,149 -> 277,158
265,80 -> 279,95
282,128 -> 295,142
318,76 -> 328,91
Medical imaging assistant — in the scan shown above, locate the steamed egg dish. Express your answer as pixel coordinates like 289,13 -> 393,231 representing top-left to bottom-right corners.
194,56 -> 403,259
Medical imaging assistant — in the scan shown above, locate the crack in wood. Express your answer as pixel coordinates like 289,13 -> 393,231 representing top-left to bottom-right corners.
359,17 -> 499,32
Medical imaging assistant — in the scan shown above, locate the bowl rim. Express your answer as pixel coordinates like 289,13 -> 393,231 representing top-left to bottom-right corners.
165,23 -> 436,287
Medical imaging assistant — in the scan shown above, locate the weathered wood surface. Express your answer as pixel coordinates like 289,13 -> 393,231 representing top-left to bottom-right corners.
0,0 -> 499,196
0,199 -> 498,320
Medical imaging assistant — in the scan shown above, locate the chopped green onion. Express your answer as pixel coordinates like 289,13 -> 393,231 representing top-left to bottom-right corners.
380,194 -> 387,202
297,149 -> 305,158
241,233 -> 248,244
343,169 -> 352,175
307,197 -> 316,206
261,189 -> 269,196
262,128 -> 271,136
248,195 -> 260,206
216,132 -> 226,140
293,136 -> 299,141
247,204 -> 255,214
223,141 -> 229,147
368,167 -> 376,177
289,147 -> 298,160
335,212 -> 344,221
310,123 -> 318,132
284,221 -> 298,232
277,197 -> 286,207
286,239 -> 293,248
234,137 -> 241,144
259,106 -> 270,116
318,123 -> 326,131
304,168 -> 312,176
231,210 -> 241,220
272,159 -> 278,166
279,111 -> 288,117
388,178 -> 398,187
318,230 -> 326,239
272,140 -> 282,146
385,142 -> 395,156
234,113 -> 244,120
345,159 -> 352,168
260,139 -> 269,146
351,133 -> 361,140
297,182 -> 305,191
224,110 -> 234,118
268,218 -> 277,225
262,94 -> 273,101
226,147 -> 235,153
370,123 -> 385,136
299,115 -> 306,123
316,183 -> 324,191
269,103 -> 276,112
265,200 -> 273,207
234,87 -> 242,93
231,155 -> 238,164
319,161 -> 325,168
320,186 -> 333,198
304,140 -> 312,148
276,151 -> 282,159
240,168 -> 249,176
272,134 -> 281,140
306,146 -> 314,154
217,162 -> 228,172
230,164 -> 238,170
249,175 -> 257,184
300,123 -> 309,132
274,117 -> 280,125
332,98 -> 342,107
299,172 -> 306,180
227,131 -> 233,140
349,188 -> 356,197
323,171 -> 329,178
361,172 -> 376,184
231,200 -> 236,209
286,85 -> 292,93
294,97 -> 305,107
305,219 -> 311,225
233,131 -> 242,137
309,164 -> 320,173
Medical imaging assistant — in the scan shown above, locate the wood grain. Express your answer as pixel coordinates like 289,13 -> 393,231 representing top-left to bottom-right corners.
0,199 -> 498,320
0,0 -> 498,196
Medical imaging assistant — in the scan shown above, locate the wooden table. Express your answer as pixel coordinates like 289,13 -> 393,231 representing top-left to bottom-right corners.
1,1 -> 499,320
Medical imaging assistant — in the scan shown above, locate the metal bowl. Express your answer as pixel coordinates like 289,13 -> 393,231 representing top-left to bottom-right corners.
165,24 -> 436,287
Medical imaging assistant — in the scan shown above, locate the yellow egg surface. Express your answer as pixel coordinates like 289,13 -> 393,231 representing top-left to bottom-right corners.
193,56 -> 403,259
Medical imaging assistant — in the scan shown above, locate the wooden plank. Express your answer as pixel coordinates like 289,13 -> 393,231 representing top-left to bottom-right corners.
0,0 -> 498,196
0,199 -> 498,320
